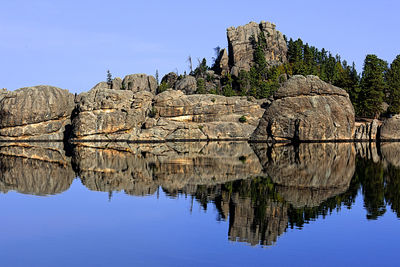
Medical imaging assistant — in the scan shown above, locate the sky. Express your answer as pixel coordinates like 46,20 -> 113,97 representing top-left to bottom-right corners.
1,0 -> 399,94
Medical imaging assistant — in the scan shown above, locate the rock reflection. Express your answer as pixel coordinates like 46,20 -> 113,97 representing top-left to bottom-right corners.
72,142 -> 263,196
252,143 -> 355,207
0,145 -> 75,195
3,140 -> 400,247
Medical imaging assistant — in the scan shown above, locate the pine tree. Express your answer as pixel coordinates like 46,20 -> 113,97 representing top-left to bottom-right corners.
387,55 -> 400,114
359,55 -> 388,118
106,70 -> 112,88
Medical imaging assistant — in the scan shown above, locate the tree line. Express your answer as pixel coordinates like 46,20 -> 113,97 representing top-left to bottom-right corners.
207,32 -> 400,119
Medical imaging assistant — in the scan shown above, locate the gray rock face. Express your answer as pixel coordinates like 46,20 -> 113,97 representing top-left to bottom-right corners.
122,74 -> 157,94
72,88 -> 153,138
354,119 -> 380,140
174,76 -> 197,94
227,21 -> 288,76
112,77 -> 123,90
161,72 -> 178,88
0,85 -> 75,141
72,88 -> 265,142
140,90 -> 265,140
213,48 -> 229,75
251,75 -> 355,141
380,115 -> 400,140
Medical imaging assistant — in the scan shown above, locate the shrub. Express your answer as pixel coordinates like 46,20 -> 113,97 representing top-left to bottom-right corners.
239,115 -> 247,123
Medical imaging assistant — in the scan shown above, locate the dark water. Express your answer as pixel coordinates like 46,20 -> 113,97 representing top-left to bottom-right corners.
0,141 -> 399,266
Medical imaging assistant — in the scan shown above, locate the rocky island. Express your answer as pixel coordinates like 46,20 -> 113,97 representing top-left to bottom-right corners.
0,20 -> 399,146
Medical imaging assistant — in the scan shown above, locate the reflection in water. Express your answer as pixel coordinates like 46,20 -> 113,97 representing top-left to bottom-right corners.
0,144 -> 75,196
1,141 -> 400,246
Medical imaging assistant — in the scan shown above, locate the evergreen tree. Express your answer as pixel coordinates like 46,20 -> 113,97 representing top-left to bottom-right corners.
106,70 -> 112,88
359,55 -> 388,118
387,55 -> 400,114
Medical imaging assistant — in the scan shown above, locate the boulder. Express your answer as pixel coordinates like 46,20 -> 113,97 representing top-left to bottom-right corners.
251,75 -> 355,141
161,72 -> 178,88
122,73 -> 157,94
72,87 -> 153,138
380,115 -> 400,140
112,77 -> 123,90
0,85 -> 75,141
72,87 -> 265,143
139,90 -> 265,140
227,21 -> 287,76
174,75 -> 197,94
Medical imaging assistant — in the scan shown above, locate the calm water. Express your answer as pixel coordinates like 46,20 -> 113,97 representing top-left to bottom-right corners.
0,141 -> 399,266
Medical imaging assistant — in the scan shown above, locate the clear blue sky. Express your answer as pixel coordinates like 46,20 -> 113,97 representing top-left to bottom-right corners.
1,0 -> 399,93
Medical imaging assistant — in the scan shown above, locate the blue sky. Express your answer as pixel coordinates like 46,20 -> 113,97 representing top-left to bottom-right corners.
1,0 -> 399,93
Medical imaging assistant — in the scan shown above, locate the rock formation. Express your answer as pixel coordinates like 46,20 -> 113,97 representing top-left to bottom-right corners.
72,88 -> 265,143
353,119 -> 380,141
0,85 -> 75,141
160,72 -> 178,88
72,87 -> 153,141
174,76 -> 197,94
213,48 -> 229,75
227,21 -> 288,77
122,73 -> 157,94
380,114 -> 400,140
251,75 -> 355,141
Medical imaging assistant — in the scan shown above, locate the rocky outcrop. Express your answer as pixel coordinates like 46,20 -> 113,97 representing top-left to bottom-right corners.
354,119 -> 380,140
227,21 -> 287,77
251,75 -> 355,141
161,72 -> 178,88
213,48 -> 229,75
140,90 -> 265,140
122,74 -> 157,94
174,76 -> 197,94
380,115 -> 400,140
0,85 -> 75,142
72,88 -> 265,143
72,88 -> 153,140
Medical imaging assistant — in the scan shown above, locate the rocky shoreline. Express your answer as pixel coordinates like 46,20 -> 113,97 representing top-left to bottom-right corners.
1,21 -> 399,145
0,74 -> 396,145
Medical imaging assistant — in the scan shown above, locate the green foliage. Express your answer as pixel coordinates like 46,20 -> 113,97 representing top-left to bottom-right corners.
155,70 -> 159,85
194,58 -> 208,77
238,155 -> 247,163
157,81 -> 169,94
196,78 -> 206,94
149,106 -> 157,118
222,73 -> 235,97
106,70 -> 112,88
239,115 -> 247,123
387,55 -> 400,114
358,55 -> 388,118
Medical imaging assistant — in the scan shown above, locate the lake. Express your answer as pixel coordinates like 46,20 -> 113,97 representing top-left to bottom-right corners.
0,141 -> 399,266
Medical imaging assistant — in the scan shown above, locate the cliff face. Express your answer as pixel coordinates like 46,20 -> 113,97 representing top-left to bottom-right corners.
227,21 -> 288,77
251,75 -> 355,141
72,88 -> 265,142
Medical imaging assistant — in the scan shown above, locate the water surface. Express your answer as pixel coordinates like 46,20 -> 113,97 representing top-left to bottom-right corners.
0,142 -> 399,266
